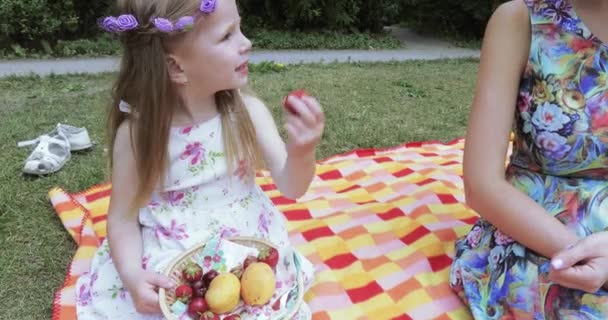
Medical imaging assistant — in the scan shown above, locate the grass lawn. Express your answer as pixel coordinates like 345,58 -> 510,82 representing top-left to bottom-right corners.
0,59 -> 478,319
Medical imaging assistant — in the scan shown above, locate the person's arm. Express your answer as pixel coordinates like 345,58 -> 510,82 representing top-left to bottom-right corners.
463,0 -> 579,258
107,120 -> 144,286
243,94 -> 324,199
107,121 -> 174,314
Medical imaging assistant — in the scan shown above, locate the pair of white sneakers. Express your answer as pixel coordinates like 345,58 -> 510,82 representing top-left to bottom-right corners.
17,124 -> 93,175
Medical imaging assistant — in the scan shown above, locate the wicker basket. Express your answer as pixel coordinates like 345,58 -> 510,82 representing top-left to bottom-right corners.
159,236 -> 304,320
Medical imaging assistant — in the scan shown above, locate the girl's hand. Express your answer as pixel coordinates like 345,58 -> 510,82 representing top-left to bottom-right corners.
550,232 -> 608,293
283,95 -> 325,156
123,270 -> 175,314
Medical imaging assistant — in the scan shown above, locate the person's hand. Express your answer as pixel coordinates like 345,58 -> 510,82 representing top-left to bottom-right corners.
549,232 -> 608,293
283,94 -> 325,156
123,270 -> 175,314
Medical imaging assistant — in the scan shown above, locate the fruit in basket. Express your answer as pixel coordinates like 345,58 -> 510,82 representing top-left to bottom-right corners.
183,262 -> 204,283
243,255 -> 257,270
205,273 -> 241,314
187,297 -> 208,317
224,314 -> 242,320
200,311 -> 220,320
175,284 -> 193,303
192,280 -> 207,298
272,298 -> 281,311
202,269 -> 219,287
241,262 -> 276,306
258,247 -> 279,268
230,265 -> 244,279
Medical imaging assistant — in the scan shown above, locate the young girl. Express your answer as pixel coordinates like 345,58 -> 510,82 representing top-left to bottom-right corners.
76,0 -> 323,318
450,0 -> 608,318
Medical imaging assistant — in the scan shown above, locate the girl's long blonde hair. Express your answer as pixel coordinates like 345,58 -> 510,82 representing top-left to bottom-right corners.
107,0 -> 263,212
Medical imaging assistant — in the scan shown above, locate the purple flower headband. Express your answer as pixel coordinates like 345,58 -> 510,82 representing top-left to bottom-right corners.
101,0 -> 217,34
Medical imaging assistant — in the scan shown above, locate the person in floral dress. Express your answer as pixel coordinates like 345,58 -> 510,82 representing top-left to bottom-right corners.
75,0 -> 323,318
450,0 -> 608,318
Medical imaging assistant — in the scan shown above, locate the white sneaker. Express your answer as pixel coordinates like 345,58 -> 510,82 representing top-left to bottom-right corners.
20,133 -> 71,175
17,124 -> 93,175
18,123 -> 93,151
55,123 -> 93,151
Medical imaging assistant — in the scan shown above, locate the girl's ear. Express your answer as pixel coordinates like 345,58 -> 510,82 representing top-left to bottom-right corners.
166,54 -> 189,85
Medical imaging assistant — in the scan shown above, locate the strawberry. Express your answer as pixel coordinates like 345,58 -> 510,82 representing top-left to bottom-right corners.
243,255 -> 257,270
202,269 -> 219,287
182,262 -> 203,283
283,89 -> 309,115
258,247 -> 279,268
187,297 -> 208,317
199,311 -> 219,320
175,284 -> 193,303
191,280 -> 207,298
223,314 -> 241,320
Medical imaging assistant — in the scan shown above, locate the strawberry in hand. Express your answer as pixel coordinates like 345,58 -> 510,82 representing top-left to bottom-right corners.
283,89 -> 309,115
282,89 -> 325,158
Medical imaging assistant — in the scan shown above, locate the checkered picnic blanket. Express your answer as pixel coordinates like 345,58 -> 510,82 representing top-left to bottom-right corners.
50,139 -> 477,320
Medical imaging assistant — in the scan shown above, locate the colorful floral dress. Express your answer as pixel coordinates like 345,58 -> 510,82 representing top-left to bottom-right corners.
76,114 -> 315,319
450,0 -> 608,318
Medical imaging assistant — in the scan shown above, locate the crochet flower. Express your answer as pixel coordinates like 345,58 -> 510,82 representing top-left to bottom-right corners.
102,0 -> 217,34
200,0 -> 217,13
153,17 -> 174,33
175,16 -> 195,31
101,14 -> 139,33
117,15 -> 138,30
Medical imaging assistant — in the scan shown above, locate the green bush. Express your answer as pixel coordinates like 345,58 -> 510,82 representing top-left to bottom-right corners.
0,0 -> 72,45
400,0 -> 506,39
247,29 -> 401,50
237,0 -> 399,33
0,0 -> 110,47
54,34 -> 121,57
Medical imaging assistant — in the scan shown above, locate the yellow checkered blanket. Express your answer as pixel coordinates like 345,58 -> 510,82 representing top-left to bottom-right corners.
50,139 -> 476,320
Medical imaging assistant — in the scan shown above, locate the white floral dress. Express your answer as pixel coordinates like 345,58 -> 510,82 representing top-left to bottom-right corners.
76,114 -> 314,319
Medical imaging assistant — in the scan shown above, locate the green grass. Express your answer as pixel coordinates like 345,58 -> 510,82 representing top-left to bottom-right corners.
1,29 -> 403,60
0,59 -> 478,319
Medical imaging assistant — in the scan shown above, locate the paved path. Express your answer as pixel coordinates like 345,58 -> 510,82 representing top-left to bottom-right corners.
0,28 -> 479,77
